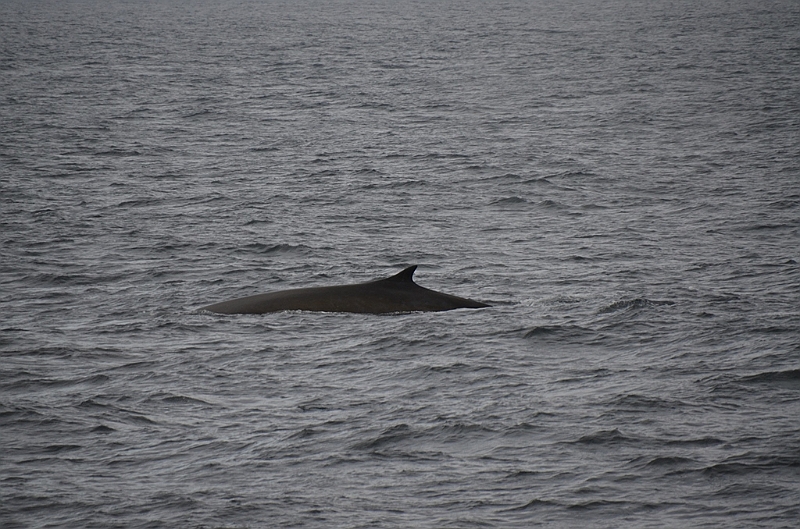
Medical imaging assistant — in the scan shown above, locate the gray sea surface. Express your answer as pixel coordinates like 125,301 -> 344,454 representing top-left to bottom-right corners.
2,0 -> 799,527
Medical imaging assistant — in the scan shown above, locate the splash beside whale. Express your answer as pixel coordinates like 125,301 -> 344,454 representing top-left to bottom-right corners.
201,265 -> 490,314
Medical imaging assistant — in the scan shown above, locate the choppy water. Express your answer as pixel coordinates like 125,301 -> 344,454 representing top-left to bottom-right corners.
2,0 -> 799,527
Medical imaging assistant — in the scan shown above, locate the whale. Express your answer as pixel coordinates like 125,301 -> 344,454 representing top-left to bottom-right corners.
201,265 -> 490,314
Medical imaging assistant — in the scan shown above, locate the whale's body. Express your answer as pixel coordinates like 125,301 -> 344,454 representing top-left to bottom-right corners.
202,265 -> 489,314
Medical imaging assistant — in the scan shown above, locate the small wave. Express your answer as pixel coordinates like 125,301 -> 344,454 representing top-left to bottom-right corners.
567,499 -> 643,511
606,393 -> 680,411
481,172 -> 524,184
597,298 -> 675,314
663,437 -> 724,447
538,199 -> 565,209
571,428 -> 630,445
580,202 -> 609,210
9,345 -> 73,357
522,177 -> 558,187
158,394 -> 212,406
701,461 -> 756,477
504,469 -> 542,481
385,179 -> 428,189
743,223 -> 796,231
547,169 -> 598,179
183,109 -> 214,119
643,455 -> 697,468
351,424 -> 414,451
91,424 -> 115,434
707,292 -> 742,302
415,152 -> 470,160
121,412 -> 159,426
287,427 -> 320,440
355,167 -> 385,175
78,398 -> 111,410
6,373 -> 109,391
740,368 -> 800,389
752,326 -> 796,334
297,398 -> 328,412
237,243 -> 311,255
434,423 -> 496,439
0,407 -> 46,426
490,196 -> 528,206
351,421 -> 496,453
26,272 -> 91,286
424,362 -> 473,374
541,295 -> 585,305
742,368 -> 800,382
768,198 -> 800,210
97,148 -> 141,157
40,444 -> 83,454
115,198 -> 159,208
523,325 -> 561,338
523,324 -> 594,340
505,497 -> 561,511
482,173 -> 555,187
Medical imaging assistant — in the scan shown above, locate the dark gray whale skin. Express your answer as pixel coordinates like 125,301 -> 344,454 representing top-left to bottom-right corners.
202,265 -> 490,314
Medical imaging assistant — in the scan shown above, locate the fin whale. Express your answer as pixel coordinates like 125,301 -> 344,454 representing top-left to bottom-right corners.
201,265 -> 490,314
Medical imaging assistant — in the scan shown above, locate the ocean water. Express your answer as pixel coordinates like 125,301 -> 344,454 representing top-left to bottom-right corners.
2,0 -> 799,527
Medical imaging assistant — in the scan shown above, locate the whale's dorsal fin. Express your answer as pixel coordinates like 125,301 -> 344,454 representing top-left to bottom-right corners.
383,265 -> 417,283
